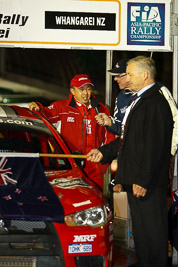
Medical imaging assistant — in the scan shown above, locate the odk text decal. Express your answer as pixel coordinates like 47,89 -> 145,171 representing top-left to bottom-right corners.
45,11 -> 116,31
0,13 -> 29,39
127,3 -> 165,46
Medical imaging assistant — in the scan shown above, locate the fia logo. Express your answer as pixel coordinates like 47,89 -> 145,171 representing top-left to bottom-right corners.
130,5 -> 161,23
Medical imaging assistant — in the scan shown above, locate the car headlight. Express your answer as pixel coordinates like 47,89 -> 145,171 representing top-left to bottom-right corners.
64,206 -> 108,228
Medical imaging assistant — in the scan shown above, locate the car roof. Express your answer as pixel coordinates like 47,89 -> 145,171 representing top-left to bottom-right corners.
0,104 -> 52,135
0,105 -> 73,155
0,104 -> 36,119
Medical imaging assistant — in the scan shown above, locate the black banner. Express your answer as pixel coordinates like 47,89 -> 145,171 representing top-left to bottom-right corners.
45,11 -> 116,31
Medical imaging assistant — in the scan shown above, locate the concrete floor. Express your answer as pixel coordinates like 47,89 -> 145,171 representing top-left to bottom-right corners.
113,240 -> 137,267
112,240 -> 174,267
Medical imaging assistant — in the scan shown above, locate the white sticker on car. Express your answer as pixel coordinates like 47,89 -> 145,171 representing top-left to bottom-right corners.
68,243 -> 92,254
73,234 -> 96,242
50,178 -> 92,189
0,118 -> 33,126
72,200 -> 91,207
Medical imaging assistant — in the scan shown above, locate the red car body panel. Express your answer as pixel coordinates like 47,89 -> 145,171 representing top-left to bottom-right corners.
0,105 -> 113,267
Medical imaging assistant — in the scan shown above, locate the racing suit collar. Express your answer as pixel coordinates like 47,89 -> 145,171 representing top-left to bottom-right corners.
68,93 -> 96,110
75,98 -> 92,109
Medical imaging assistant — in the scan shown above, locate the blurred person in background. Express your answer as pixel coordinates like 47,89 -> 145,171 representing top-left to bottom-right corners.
96,58 -> 133,136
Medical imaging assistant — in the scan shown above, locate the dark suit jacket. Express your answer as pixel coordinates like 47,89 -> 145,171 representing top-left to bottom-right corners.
100,83 -> 173,193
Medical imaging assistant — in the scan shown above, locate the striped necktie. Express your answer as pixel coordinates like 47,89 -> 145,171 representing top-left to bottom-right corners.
128,93 -> 137,105
119,94 -> 137,153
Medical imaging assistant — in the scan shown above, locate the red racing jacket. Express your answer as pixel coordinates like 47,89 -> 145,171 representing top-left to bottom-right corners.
38,93 -> 115,188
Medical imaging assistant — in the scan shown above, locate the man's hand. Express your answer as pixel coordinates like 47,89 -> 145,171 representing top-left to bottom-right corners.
29,102 -> 40,112
95,113 -> 112,126
132,184 -> 147,198
87,149 -> 103,162
108,179 -> 123,193
113,184 -> 123,193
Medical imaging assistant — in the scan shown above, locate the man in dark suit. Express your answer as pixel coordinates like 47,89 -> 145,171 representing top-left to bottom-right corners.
87,56 -> 173,267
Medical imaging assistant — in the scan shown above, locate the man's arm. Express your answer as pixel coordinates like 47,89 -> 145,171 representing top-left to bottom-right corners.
95,113 -> 112,127
87,149 -> 103,162
87,138 -> 119,164
95,94 -> 122,135
95,113 -> 122,136
134,98 -> 173,190
160,86 -> 178,156
132,184 -> 147,198
29,100 -> 60,126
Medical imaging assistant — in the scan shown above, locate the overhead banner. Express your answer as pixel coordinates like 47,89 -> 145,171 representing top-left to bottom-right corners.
0,0 -> 172,51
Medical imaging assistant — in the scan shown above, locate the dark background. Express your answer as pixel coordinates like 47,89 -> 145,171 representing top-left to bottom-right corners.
0,48 -> 173,112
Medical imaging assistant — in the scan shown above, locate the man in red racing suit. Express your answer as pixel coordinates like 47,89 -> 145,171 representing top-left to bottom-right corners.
29,74 -> 115,189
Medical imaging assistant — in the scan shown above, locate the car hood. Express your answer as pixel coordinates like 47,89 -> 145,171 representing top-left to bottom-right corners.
46,169 -> 104,215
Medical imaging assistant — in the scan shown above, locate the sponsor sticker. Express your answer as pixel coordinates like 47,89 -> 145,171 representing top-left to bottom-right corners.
67,117 -> 75,122
0,118 -> 33,126
68,243 -> 92,254
50,178 -> 92,189
127,3 -> 165,46
73,234 -> 96,242
73,200 -> 91,207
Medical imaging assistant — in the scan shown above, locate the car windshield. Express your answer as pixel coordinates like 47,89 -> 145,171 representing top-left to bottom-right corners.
0,117 -> 72,171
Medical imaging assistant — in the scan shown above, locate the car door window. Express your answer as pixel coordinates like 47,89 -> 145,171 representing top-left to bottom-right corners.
0,129 -> 71,171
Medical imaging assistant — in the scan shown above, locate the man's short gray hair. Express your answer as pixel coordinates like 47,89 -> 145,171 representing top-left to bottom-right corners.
127,56 -> 157,79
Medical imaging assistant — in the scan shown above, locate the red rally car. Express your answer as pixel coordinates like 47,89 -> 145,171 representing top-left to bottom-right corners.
0,105 -> 113,267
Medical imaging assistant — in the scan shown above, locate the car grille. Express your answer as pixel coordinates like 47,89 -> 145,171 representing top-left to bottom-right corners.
10,220 -> 47,233
0,256 -> 63,267
0,220 -> 61,256
0,256 -> 36,266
